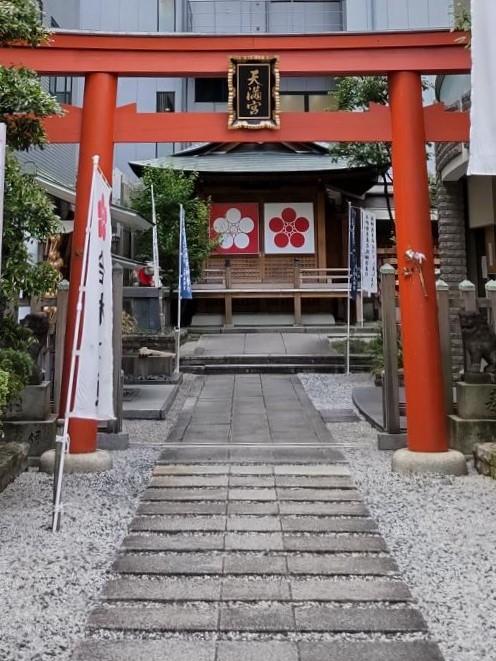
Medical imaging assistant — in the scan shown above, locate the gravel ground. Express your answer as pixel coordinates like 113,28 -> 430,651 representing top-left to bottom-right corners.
299,372 -> 496,661
0,377 -> 193,661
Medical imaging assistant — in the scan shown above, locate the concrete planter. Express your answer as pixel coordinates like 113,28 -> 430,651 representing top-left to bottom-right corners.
2,382 -> 56,459
4,382 -> 51,421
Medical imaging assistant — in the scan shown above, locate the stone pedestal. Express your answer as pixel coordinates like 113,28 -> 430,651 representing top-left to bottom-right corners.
457,382 -> 496,419
474,442 -> 496,479
449,382 -> 496,456
40,449 -> 112,474
4,382 -> 51,421
2,415 -> 57,457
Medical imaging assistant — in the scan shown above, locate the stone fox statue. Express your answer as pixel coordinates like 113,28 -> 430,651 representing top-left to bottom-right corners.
459,310 -> 496,375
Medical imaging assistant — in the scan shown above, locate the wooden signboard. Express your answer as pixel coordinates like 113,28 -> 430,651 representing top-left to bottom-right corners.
228,56 -> 280,130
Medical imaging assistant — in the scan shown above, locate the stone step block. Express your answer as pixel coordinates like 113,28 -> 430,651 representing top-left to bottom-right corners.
122,534 -> 225,552
277,488 -> 361,502
115,553 -> 224,575
137,502 -> 226,516
279,502 -> 369,516
283,534 -> 386,553
281,516 -> 377,533
294,605 -> 427,632
88,604 -> 218,631
287,554 -> 398,576
130,516 -> 226,532
297,641 -> 444,661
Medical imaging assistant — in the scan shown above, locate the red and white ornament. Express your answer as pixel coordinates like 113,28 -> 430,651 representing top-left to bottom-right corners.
264,203 -> 315,254
210,203 -> 259,254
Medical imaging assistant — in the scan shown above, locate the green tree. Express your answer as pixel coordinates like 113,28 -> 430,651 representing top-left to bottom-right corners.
0,0 -> 62,406
328,76 -> 394,221
131,167 -> 215,294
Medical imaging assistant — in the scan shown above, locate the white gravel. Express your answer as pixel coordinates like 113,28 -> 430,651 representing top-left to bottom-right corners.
299,373 -> 496,661
0,378 -> 193,661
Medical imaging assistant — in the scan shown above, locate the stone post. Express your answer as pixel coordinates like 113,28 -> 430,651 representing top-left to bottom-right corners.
459,279 -> 477,312
485,280 -> 496,333
377,264 -> 403,450
436,279 -> 454,414
53,279 -> 69,415
110,263 -> 123,434
459,279 -> 477,374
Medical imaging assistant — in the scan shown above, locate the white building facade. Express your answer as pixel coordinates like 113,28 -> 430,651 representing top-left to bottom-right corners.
38,0 -> 454,188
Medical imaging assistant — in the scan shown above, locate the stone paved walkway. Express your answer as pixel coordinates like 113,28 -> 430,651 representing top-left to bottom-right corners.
72,375 -> 444,661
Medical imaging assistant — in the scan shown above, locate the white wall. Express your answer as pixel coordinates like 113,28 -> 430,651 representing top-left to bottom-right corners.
345,0 -> 452,31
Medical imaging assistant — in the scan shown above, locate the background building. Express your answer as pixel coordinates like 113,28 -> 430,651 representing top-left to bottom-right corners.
36,0 -> 454,192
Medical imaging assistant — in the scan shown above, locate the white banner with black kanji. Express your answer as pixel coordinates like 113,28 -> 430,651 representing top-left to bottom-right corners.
72,166 -> 114,420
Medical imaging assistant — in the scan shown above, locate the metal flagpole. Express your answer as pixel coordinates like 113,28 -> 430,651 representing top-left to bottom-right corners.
0,123 -> 6,278
346,202 -> 352,376
52,155 -> 100,532
174,205 -> 183,375
150,184 -> 165,329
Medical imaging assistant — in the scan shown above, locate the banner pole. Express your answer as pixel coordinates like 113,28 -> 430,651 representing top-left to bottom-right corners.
0,123 -> 6,278
52,155 -> 100,533
346,202 -> 352,376
150,184 -> 165,330
174,205 -> 183,375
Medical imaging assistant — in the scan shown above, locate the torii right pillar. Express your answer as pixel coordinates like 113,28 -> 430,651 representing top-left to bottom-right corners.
388,70 -> 466,475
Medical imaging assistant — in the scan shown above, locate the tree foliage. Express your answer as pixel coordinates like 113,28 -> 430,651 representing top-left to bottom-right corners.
0,0 -> 62,406
329,76 -> 391,172
0,0 -> 49,46
131,167 -> 215,292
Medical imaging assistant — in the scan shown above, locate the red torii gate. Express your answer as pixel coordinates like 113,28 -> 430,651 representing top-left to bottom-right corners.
1,29 -> 471,462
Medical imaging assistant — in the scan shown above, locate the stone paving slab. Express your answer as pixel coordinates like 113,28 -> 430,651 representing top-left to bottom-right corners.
287,554 -> 398,576
115,553 -> 224,575
72,640 -> 216,661
123,534 -> 225,552
216,641 -> 298,661
298,641 -> 444,661
278,502 -> 369,516
294,605 -> 427,632
281,516 -> 377,532
283,534 -> 386,553
143,488 -> 228,501
138,502 -> 227,515
88,604 -> 219,631
219,603 -> 295,631
290,578 -> 412,602
277,487 -> 362,501
150,476 -> 229,487
131,516 -> 226,532
226,502 -> 279,515
274,475 -> 355,488
226,515 -> 282,531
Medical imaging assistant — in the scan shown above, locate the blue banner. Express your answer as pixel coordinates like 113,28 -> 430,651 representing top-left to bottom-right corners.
349,206 -> 361,300
179,207 -> 192,300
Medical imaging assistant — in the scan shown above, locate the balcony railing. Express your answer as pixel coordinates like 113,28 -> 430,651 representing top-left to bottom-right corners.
186,0 -> 344,34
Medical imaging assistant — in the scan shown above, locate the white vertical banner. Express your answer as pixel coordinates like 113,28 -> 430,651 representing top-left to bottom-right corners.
360,210 -> 378,296
0,123 -> 6,277
468,0 -> 496,175
71,165 -> 114,420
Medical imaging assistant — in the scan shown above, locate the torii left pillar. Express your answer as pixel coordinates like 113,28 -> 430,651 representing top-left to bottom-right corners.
59,73 -> 118,455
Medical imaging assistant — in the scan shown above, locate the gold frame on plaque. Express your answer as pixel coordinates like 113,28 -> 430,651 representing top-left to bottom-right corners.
228,55 -> 280,130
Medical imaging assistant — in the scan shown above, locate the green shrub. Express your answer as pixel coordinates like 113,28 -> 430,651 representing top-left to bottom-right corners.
0,348 -> 33,403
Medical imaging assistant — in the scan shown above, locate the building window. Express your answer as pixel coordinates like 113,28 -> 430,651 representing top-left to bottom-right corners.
156,91 -> 175,112
280,91 -> 332,112
195,78 -> 228,104
48,76 -> 73,105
